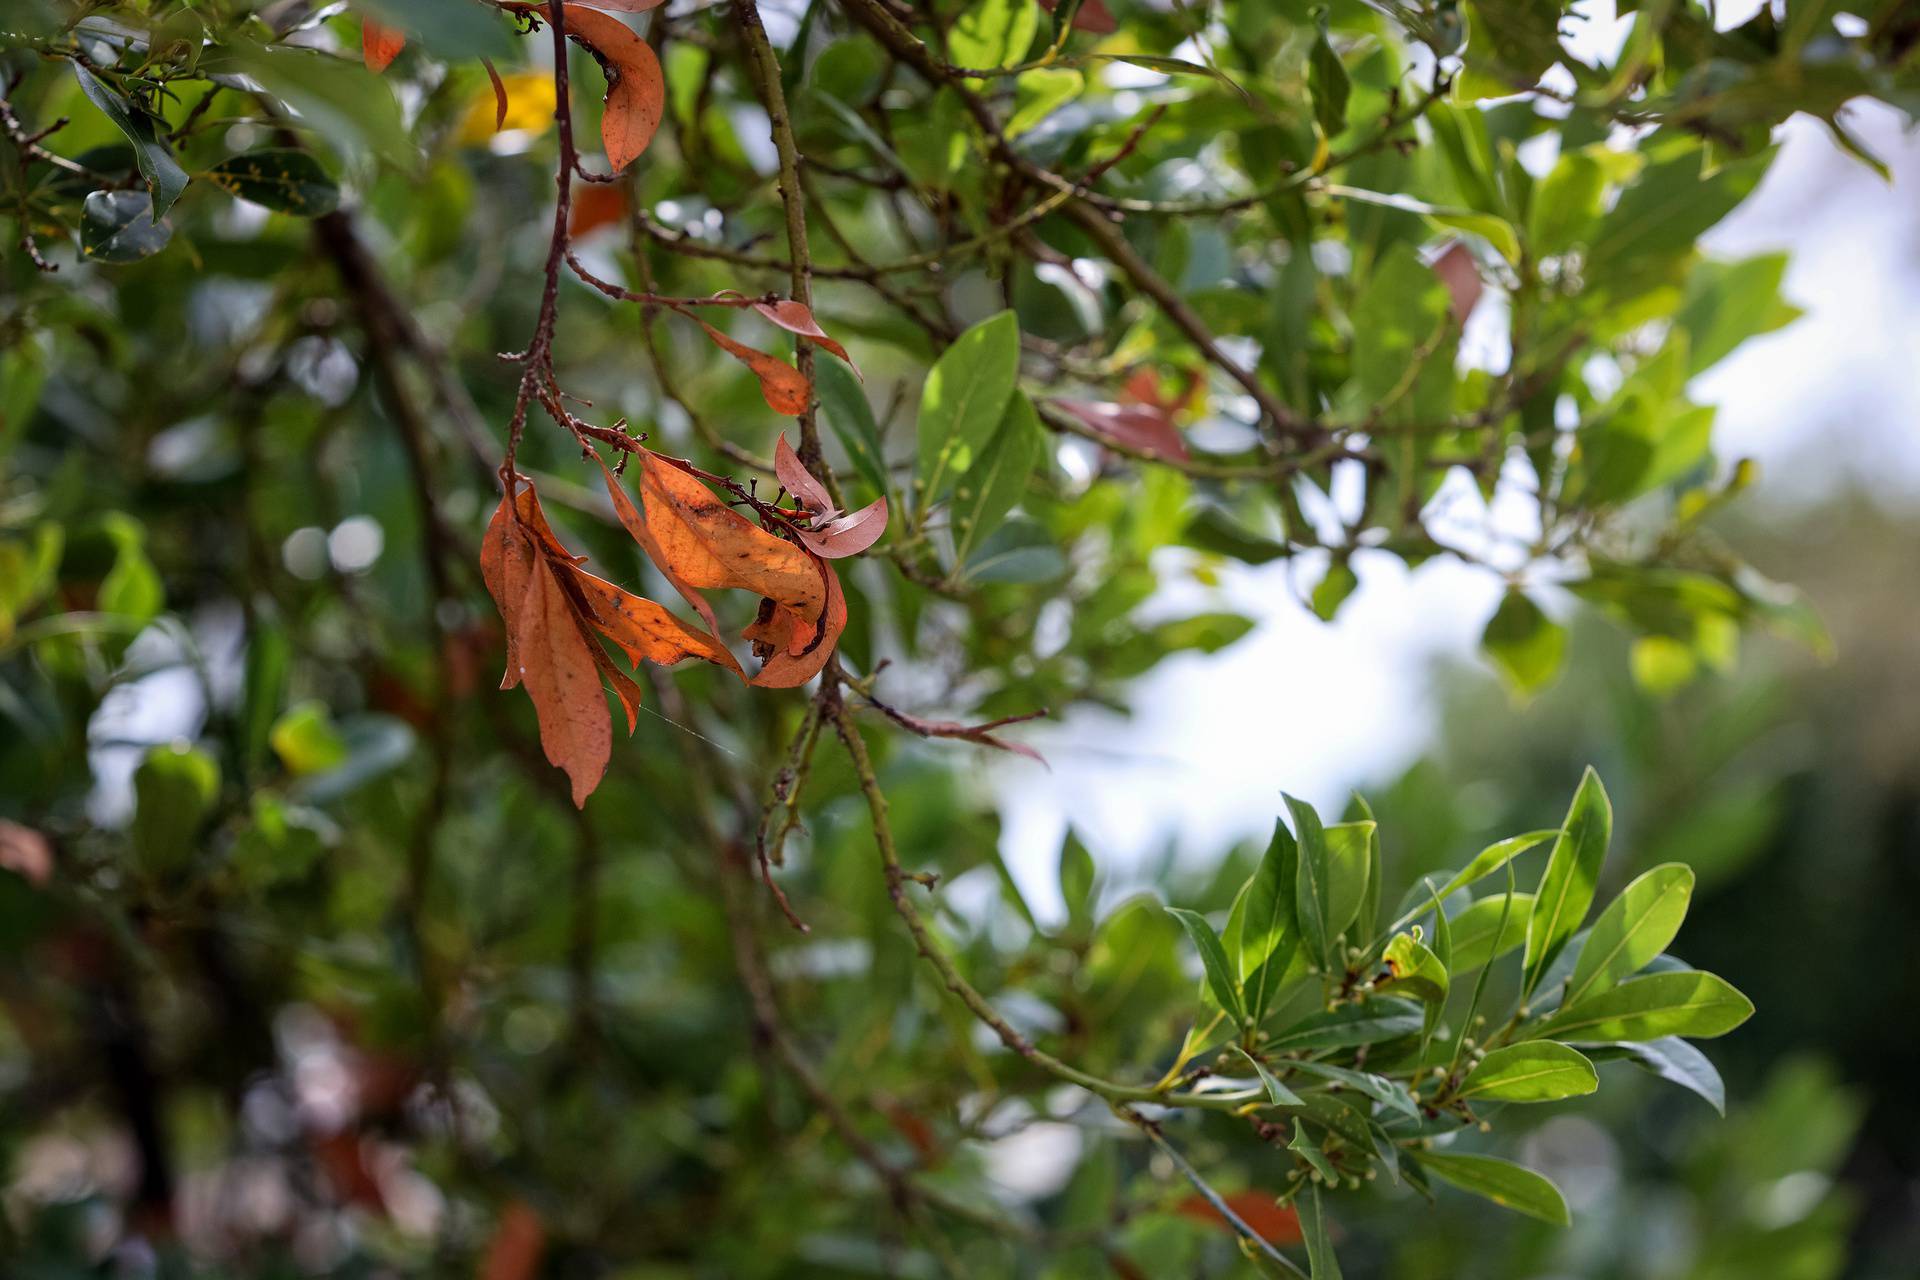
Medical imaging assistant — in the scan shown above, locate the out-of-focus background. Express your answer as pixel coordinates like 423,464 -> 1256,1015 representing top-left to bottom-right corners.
992,109 -> 1920,1276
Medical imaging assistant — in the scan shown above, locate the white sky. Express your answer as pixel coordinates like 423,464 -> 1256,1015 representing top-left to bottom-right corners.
992,105 -> 1920,919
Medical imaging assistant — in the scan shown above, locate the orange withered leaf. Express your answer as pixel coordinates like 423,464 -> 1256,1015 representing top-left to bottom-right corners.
745,562 -> 846,689
541,4 -> 665,173
569,181 -> 630,238
516,553 -> 614,807
483,56 -> 510,132
689,315 -> 811,416
572,568 -> 742,676
361,18 -> 405,72
633,450 -> 825,624
1175,1191 -> 1303,1245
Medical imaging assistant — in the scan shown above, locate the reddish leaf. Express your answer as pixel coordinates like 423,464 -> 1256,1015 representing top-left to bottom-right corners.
569,181 -> 630,238
752,300 -> 857,372
480,492 -> 544,690
1432,240 -> 1484,328
690,315 -> 811,416
480,1201 -> 546,1280
1036,0 -> 1118,35
796,496 -> 889,560
774,433 -> 835,515
0,820 -> 52,886
1053,397 -> 1190,462
573,0 -> 668,9
1175,1191 -> 1303,1245
746,561 -> 846,689
483,56 -> 509,132
871,706 -> 1047,763
362,17 -> 406,72
543,4 -> 665,172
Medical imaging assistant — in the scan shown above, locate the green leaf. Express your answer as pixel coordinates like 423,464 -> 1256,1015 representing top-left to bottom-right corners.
947,390 -> 1042,566
269,701 -> 349,776
98,513 -> 162,621
1008,67 -> 1082,136
1240,819 -> 1301,1025
1535,970 -> 1754,1043
1621,1036 -> 1726,1115
1527,144 -> 1640,257
1058,830 -> 1096,927
80,191 -> 172,263
1524,768 -> 1612,995
1565,863 -> 1694,1007
815,358 -> 888,498
1459,1042 -> 1598,1102
917,311 -> 1020,509
1482,590 -> 1567,696
1417,1151 -> 1570,1225
1290,1060 -> 1420,1117
1270,997 -> 1424,1051
1290,1118 -> 1339,1183
204,44 -> 412,169
1672,252 -> 1801,375
1233,1046 -> 1304,1106
1447,891 -> 1534,974
1287,794 -> 1335,969
1380,932 -> 1449,1005
1400,830 -> 1557,925
1311,558 -> 1358,621
71,65 -> 189,218
1308,12 -> 1351,139
1585,147 -> 1772,300
132,744 -> 220,873
948,0 -> 1040,70
1323,820 -> 1373,941
1169,907 -> 1244,1027
1297,1181 -> 1342,1277
206,149 -> 340,216
357,0 -> 513,59
1083,55 -> 1253,101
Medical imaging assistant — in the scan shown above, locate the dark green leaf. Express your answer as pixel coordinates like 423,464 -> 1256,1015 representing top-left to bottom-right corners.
1621,1036 -> 1726,1114
1297,1181 -> 1342,1277
1169,906 -> 1244,1026
1269,997 -> 1424,1051
1308,12 -> 1351,139
917,311 -> 1020,509
80,190 -> 172,263
947,390 -> 1042,566
1483,590 -> 1567,696
207,149 -> 340,216
71,65 -> 189,218
1287,793 -> 1335,969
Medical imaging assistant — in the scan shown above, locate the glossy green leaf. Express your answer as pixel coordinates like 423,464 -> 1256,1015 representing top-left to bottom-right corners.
1565,863 -> 1694,1007
1324,820 -> 1373,941
1460,1042 -> 1598,1102
1290,1059 -> 1420,1117
1398,830 -> 1556,927
1169,906 -> 1244,1026
1270,997 -> 1424,1051
71,65 -> 189,218
80,191 -> 172,263
1621,1036 -> 1727,1115
1287,794 -> 1336,969
917,311 -> 1020,509
207,149 -> 340,216
1297,1181 -> 1342,1277
1240,819 -> 1301,1025
1290,1118 -> 1338,1183
1525,767 -> 1612,995
1233,1046 -> 1304,1106
1535,970 -> 1754,1043
1417,1151 -> 1570,1225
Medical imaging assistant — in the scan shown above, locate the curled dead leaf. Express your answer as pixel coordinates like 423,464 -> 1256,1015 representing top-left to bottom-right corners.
774,433 -> 834,515
539,4 -> 665,173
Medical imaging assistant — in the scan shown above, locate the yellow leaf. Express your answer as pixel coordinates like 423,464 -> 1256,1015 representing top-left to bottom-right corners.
459,71 -> 557,144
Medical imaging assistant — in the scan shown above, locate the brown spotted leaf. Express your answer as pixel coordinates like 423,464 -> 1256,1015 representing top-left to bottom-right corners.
633,450 -> 825,623
745,561 -> 846,689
